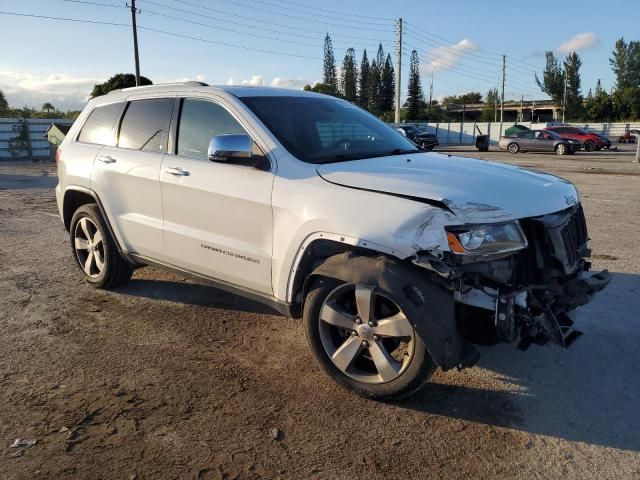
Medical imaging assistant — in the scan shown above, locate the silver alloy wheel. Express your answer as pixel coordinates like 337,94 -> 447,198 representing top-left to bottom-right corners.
557,143 -> 566,155
508,143 -> 519,154
73,217 -> 105,278
318,283 -> 416,384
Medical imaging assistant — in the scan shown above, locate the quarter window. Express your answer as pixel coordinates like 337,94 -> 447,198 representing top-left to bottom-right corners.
177,99 -> 246,160
118,98 -> 173,152
77,102 -> 123,146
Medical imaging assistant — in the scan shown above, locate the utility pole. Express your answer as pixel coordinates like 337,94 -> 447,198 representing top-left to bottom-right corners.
128,0 -> 141,86
520,95 -> 524,123
562,69 -> 568,123
428,70 -> 433,121
499,55 -> 505,137
394,18 -> 402,123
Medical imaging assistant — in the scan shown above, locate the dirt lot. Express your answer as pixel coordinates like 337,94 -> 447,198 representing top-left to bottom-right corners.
1,146 -> 639,479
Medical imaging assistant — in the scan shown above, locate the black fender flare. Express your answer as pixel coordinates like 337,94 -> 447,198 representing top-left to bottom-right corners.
304,252 -> 480,371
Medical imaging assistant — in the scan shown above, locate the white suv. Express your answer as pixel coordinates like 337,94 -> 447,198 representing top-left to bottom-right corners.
56,82 -> 610,400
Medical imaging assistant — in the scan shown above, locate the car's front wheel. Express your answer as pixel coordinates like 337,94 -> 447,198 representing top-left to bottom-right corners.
304,277 -> 435,400
70,204 -> 133,289
583,140 -> 595,152
556,143 -> 568,155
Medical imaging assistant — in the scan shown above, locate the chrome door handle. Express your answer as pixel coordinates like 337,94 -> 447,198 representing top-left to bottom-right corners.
97,155 -> 116,164
165,166 -> 190,176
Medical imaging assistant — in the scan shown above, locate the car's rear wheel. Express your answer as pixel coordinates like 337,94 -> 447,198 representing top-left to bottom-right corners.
556,143 -> 568,155
70,204 -> 133,289
507,143 -> 519,154
583,140 -> 595,152
304,277 -> 435,400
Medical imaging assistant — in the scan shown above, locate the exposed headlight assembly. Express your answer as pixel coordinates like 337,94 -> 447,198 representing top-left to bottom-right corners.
446,221 -> 528,255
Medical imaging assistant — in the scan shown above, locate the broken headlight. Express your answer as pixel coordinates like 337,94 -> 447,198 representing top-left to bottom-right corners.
446,221 -> 528,255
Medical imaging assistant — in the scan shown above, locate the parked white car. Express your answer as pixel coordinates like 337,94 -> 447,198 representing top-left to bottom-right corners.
56,83 -> 610,400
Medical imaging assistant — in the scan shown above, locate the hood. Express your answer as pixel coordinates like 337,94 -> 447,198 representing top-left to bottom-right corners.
316,152 -> 579,223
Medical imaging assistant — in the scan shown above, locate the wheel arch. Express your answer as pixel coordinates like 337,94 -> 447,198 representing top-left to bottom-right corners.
287,235 -> 408,318
62,186 -> 130,261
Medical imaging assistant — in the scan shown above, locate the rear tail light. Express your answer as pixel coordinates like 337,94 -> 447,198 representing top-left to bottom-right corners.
55,147 -> 62,163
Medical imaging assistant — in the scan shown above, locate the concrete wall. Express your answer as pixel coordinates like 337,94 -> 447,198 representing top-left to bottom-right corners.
409,121 -> 640,145
0,118 -> 74,160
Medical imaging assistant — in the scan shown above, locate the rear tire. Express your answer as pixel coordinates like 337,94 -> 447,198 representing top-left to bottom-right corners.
507,143 -> 519,154
70,204 -> 133,289
304,276 -> 435,401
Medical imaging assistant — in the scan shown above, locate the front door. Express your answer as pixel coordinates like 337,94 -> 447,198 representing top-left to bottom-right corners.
92,97 -> 174,259
160,97 -> 274,295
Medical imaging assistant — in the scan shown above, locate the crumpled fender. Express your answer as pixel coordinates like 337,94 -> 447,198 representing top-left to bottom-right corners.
305,252 -> 479,371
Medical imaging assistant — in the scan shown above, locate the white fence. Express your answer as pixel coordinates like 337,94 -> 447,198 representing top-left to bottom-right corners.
0,118 -> 74,159
407,121 -> 640,146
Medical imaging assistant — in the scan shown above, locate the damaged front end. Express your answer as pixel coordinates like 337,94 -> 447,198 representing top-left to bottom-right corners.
414,204 -> 611,350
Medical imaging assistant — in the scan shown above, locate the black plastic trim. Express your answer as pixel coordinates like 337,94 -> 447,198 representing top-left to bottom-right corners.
129,254 -> 292,317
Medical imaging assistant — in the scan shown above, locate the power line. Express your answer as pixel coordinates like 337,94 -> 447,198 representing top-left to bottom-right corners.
222,0 -> 395,26
58,0 -> 124,7
0,10 -> 322,59
256,0 -> 394,21
139,0 -> 393,43
141,4 -> 393,50
170,0 -> 393,32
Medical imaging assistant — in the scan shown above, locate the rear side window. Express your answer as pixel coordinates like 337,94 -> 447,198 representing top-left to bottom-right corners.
118,98 -> 173,152
77,102 -> 123,146
177,98 -> 246,159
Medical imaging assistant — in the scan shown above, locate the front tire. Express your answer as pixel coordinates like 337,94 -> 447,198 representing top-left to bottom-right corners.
583,140 -> 595,152
303,277 -> 436,401
556,143 -> 568,155
70,204 -> 133,289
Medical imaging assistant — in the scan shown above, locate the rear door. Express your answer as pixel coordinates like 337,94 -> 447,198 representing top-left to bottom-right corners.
92,96 -> 175,259
159,97 -> 274,295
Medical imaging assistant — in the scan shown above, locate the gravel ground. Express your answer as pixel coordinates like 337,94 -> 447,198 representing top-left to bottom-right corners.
0,146 -> 639,479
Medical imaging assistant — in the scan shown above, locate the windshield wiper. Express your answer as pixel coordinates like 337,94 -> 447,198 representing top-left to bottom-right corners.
312,149 -> 421,164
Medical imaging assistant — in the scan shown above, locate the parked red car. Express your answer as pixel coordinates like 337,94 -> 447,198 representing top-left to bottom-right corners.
545,126 -> 609,151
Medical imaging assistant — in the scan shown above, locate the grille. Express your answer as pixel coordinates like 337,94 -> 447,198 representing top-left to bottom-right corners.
559,204 -> 588,268
516,204 -> 589,283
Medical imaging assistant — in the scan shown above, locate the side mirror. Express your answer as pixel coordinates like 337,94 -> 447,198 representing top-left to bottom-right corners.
208,134 -> 253,163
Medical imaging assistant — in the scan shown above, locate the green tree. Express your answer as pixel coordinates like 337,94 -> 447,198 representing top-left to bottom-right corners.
358,50 -> 370,109
367,58 -> 382,114
405,50 -> 424,121
584,80 -> 613,121
323,34 -> 338,91
381,53 -> 395,113
303,83 -> 343,98
481,88 -> 499,121
564,52 -> 583,119
609,38 -> 640,120
340,48 -> 358,103
0,89 -> 8,114
91,73 -> 152,98
536,51 -> 565,106
42,102 -> 55,113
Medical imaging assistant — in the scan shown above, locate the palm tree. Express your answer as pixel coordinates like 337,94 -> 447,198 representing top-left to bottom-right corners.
42,102 -> 55,113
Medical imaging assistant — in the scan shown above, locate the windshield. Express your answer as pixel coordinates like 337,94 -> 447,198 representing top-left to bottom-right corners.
240,96 -> 419,164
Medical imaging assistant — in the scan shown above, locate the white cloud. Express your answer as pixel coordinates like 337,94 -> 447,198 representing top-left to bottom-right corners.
556,33 -> 599,54
0,69 -> 101,110
226,75 -> 265,86
424,39 -> 480,74
270,77 -> 309,89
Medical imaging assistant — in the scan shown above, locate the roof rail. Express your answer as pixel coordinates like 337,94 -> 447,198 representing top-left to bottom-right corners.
108,81 -> 209,94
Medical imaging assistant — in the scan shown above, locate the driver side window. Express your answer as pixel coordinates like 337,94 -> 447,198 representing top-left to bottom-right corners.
177,98 -> 247,160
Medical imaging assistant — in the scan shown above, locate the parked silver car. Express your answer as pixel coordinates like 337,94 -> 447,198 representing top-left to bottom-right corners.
499,129 -> 580,155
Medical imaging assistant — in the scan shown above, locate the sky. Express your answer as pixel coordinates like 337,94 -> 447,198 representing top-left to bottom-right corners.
0,0 -> 637,111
